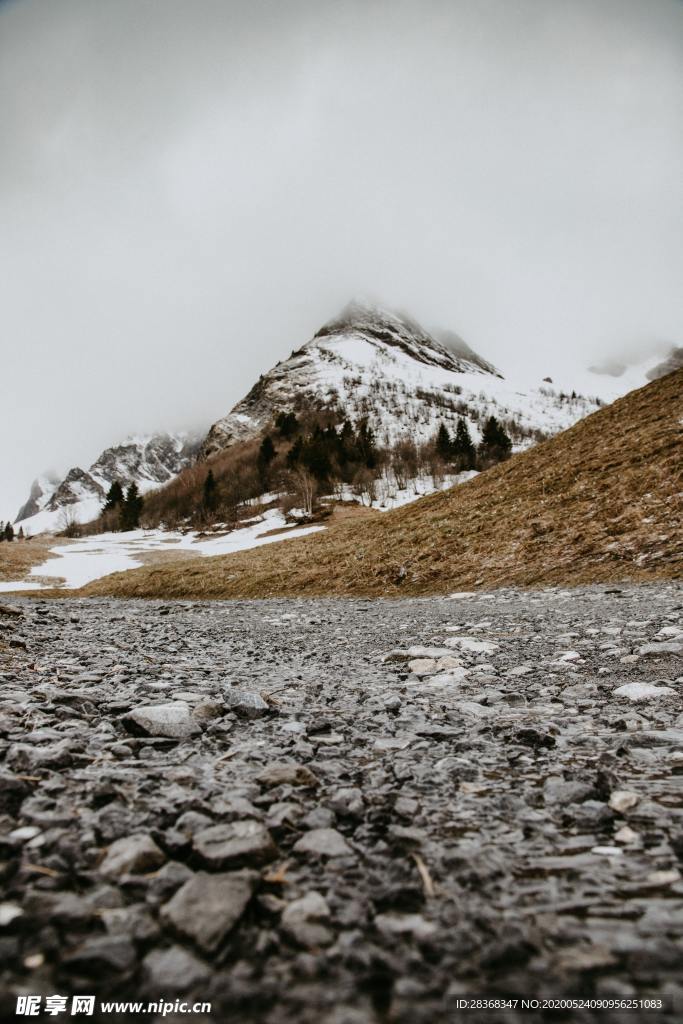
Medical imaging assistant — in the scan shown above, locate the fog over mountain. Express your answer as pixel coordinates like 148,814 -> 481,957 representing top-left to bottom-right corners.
1,0 -> 681,516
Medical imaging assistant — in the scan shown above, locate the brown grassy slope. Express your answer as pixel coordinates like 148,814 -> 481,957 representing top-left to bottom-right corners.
0,536 -> 67,584
83,370 -> 683,599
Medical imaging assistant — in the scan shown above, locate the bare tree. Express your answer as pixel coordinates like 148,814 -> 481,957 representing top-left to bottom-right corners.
352,467 -> 377,507
58,505 -> 81,538
289,467 -> 317,517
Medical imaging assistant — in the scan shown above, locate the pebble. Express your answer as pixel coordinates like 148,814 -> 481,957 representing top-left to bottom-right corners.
123,702 -> 201,738
224,689 -> 270,718
613,682 -> 677,702
293,828 -> 353,858
281,891 -> 333,947
609,790 -> 640,813
160,870 -> 257,952
99,834 -> 166,878
256,764 -> 319,788
192,821 -> 278,868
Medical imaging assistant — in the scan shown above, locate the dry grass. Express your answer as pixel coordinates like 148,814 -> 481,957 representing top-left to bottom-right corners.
81,370 -> 683,599
0,535 -> 68,584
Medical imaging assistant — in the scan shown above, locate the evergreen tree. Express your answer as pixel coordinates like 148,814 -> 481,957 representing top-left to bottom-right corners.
259,435 -> 276,464
202,469 -> 218,513
4,521 -> 15,542
302,436 -> 333,483
0,521 -> 4,542
452,418 -> 476,469
275,411 -> 299,439
103,480 -> 124,513
120,483 -> 144,531
356,419 -> 377,469
479,415 -> 513,464
286,437 -> 304,468
435,422 -> 452,462
257,434 -> 276,487
17,526 -> 24,540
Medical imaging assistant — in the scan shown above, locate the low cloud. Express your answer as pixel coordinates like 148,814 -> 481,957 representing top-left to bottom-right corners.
1,0 -> 681,515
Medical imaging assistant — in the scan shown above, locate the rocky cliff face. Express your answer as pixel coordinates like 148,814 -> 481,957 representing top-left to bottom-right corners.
16,432 -> 202,534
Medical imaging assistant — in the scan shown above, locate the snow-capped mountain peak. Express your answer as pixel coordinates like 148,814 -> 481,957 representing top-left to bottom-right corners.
16,431 -> 202,534
313,300 -> 501,376
200,301 -> 600,459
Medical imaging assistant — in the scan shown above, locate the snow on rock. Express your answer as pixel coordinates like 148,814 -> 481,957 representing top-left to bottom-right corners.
16,431 -> 203,536
200,300 -> 615,461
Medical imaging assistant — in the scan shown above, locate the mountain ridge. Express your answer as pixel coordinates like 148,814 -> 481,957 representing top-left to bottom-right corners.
82,368 -> 683,598
15,432 -> 202,534
13,301 -> 677,537
199,300 -> 603,460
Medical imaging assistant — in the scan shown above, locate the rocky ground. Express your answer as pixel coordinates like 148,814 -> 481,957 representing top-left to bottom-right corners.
0,586 -> 682,1023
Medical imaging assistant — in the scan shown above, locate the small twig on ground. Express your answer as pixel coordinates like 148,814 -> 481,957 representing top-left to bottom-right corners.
411,852 -> 436,898
24,863 -> 61,878
213,748 -> 239,764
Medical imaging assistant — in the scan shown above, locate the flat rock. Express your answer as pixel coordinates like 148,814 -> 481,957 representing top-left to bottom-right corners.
445,637 -> 500,655
638,642 -> 683,656
123,702 -> 200,738
142,945 -> 210,992
383,646 -> 454,662
281,890 -> 333,946
609,790 -> 640,813
613,682 -> 676,702
256,764 -> 319,788
160,870 -> 257,952
99,834 -> 166,878
192,820 -> 277,868
293,828 -> 352,858
374,913 -> 437,940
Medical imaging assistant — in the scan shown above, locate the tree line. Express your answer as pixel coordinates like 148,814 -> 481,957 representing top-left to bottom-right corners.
189,410 -> 513,524
0,521 -> 25,542
79,409 -> 513,534
99,481 -> 145,531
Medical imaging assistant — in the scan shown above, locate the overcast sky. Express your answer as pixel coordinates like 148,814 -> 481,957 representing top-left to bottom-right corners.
1,0 -> 681,518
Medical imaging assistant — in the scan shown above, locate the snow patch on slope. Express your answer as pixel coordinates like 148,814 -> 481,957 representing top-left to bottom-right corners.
0,509 -> 324,591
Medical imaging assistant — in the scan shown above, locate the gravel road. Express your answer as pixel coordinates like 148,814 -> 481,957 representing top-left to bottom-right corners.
1,585 -> 682,1023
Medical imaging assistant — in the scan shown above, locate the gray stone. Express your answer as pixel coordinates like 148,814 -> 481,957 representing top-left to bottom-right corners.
638,642 -> 683,656
224,689 -> 270,718
374,913 -> 437,940
281,891 -> 332,947
328,787 -> 364,819
160,870 -> 257,952
123,702 -> 201,738
99,834 -> 166,878
256,763 -> 319,788
193,820 -> 277,868
143,945 -> 210,992
63,936 -> 137,974
293,828 -> 353,858
613,682 -> 676,701
544,777 -> 593,805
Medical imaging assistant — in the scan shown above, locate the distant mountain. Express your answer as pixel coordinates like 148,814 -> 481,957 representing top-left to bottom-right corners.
16,300 -> 675,537
16,432 -> 202,534
200,300 -> 608,460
